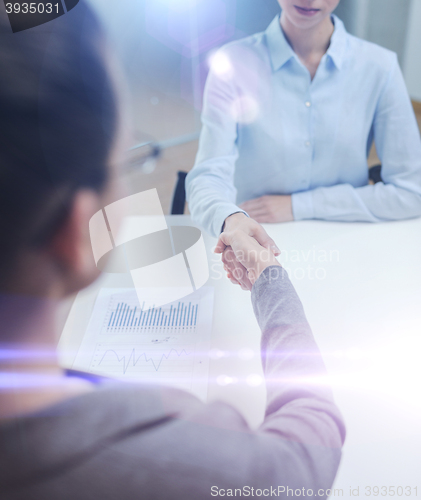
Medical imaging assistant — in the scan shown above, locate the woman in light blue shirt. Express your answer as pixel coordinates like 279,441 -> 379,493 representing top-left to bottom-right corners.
186,0 -> 421,242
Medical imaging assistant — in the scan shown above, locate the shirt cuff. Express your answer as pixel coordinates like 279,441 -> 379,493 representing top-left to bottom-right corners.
213,205 -> 248,236
291,191 -> 315,220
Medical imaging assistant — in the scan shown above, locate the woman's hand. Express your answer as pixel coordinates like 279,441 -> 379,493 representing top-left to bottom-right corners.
223,212 -> 281,253
219,213 -> 280,289
215,229 -> 281,290
239,195 -> 293,223
222,246 -> 253,290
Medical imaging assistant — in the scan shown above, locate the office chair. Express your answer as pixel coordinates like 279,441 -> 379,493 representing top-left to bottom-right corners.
171,171 -> 188,215
369,164 -> 382,184
170,165 -> 383,215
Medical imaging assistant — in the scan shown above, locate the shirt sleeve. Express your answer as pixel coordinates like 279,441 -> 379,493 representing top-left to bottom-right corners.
185,49 -> 247,237
292,55 -> 421,222
182,267 -> 345,496
251,266 -> 346,470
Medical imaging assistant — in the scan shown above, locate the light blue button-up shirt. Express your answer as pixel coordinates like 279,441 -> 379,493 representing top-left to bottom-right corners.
186,15 -> 421,237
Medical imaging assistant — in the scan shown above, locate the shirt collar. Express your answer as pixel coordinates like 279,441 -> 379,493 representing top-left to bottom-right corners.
326,14 -> 348,69
265,13 -> 348,72
265,15 -> 295,71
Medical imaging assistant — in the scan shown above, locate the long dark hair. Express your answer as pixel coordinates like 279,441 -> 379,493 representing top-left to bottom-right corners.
0,1 -> 118,285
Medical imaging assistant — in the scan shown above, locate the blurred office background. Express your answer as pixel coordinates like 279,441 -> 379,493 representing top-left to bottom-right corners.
86,0 -> 421,212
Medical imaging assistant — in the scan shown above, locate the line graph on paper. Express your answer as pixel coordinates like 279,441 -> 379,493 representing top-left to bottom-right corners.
72,287 -> 214,400
100,294 -> 200,335
90,344 -> 194,375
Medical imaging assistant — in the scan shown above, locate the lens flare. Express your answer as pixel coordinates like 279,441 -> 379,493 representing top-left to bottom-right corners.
246,373 -> 263,387
208,50 -> 233,80
217,374 -> 237,386
238,348 -> 255,360
230,95 -> 260,124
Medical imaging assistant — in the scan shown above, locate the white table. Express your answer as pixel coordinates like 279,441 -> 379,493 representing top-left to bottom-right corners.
58,216 -> 421,497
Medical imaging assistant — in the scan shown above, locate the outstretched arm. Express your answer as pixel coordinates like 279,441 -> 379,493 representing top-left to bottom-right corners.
186,48 -> 244,237
207,231 -> 345,495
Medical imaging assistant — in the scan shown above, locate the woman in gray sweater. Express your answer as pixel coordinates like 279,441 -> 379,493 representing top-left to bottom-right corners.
0,2 -> 345,498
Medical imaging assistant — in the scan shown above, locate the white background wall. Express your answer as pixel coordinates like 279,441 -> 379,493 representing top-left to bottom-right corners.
403,0 -> 421,101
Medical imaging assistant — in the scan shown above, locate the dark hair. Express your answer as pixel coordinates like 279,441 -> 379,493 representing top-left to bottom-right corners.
0,2 -> 118,285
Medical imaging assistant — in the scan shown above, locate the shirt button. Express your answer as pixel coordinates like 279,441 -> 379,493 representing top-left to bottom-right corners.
305,101 -> 311,107
305,141 -> 311,147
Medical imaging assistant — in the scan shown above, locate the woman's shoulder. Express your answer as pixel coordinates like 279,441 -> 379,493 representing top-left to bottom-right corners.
217,31 -> 269,62
345,32 -> 398,74
211,31 -> 272,78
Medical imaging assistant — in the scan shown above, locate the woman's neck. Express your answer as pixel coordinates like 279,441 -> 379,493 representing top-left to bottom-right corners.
0,293 -> 93,422
280,12 -> 334,78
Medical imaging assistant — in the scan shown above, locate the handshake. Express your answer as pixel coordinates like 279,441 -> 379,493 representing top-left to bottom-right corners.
215,212 -> 282,291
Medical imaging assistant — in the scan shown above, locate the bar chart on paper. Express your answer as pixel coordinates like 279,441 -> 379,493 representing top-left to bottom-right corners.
72,287 -> 214,400
103,296 -> 199,335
